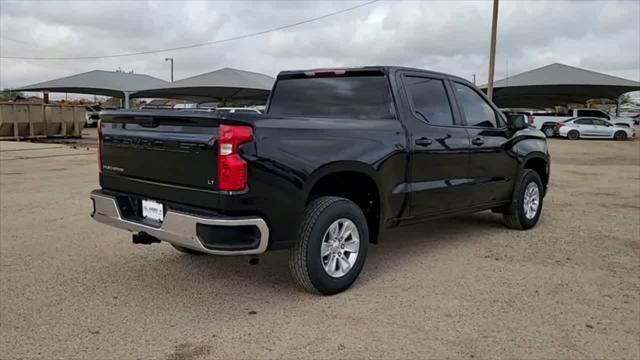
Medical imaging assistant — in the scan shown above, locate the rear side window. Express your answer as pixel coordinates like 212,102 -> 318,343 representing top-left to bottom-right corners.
268,75 -> 394,119
454,83 -> 499,128
577,109 -> 608,119
404,76 -> 454,126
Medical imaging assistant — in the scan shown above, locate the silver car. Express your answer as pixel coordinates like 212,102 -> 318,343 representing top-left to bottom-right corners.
556,117 -> 635,140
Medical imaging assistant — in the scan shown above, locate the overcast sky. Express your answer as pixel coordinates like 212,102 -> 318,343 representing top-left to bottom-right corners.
1,0 -> 639,95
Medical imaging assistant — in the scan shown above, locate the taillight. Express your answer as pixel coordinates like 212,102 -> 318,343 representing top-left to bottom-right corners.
97,119 -> 103,173
557,123 -> 565,128
304,69 -> 346,77
217,124 -> 253,191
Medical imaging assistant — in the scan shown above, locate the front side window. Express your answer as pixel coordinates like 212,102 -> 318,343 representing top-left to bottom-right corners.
454,83 -> 498,128
404,76 -> 454,126
574,119 -> 593,125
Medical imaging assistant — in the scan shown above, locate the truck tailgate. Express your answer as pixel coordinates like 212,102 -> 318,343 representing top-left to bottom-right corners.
99,111 -> 220,190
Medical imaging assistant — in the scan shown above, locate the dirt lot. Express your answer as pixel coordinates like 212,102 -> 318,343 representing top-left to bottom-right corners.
1,134 -> 638,359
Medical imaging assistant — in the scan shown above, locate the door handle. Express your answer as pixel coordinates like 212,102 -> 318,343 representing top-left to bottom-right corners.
471,137 -> 485,146
415,137 -> 432,146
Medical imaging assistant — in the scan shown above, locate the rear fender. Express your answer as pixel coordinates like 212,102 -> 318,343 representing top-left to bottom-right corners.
302,161 -> 381,201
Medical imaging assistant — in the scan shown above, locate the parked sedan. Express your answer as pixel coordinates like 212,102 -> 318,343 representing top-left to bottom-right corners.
556,117 -> 635,140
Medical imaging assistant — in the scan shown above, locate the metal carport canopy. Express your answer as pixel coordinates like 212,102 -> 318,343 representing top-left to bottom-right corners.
14,70 -> 170,107
131,67 -> 275,103
479,63 -> 640,108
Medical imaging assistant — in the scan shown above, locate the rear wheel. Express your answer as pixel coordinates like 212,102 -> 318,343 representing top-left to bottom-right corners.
567,130 -> 580,140
614,131 -> 627,141
171,244 -> 207,255
289,196 -> 368,295
543,126 -> 555,138
503,169 -> 544,230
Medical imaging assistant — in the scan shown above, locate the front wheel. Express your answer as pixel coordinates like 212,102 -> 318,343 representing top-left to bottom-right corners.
614,131 -> 627,141
289,196 -> 369,295
567,130 -> 580,140
503,170 -> 544,230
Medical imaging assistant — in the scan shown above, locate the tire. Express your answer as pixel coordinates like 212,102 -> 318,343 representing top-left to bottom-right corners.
543,126 -> 555,138
567,130 -> 580,140
171,244 -> 207,255
289,196 -> 369,295
503,169 -> 544,230
614,131 -> 627,141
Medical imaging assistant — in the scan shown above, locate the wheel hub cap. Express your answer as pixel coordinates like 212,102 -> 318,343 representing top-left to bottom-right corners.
321,218 -> 360,278
523,182 -> 540,220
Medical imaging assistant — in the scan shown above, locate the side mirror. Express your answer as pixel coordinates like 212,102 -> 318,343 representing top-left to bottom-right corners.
507,114 -> 527,131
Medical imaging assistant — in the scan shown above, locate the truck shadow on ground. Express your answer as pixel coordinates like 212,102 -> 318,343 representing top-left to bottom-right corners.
94,210 -> 509,303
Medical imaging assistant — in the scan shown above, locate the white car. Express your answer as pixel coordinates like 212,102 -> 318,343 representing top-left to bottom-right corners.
506,108 -> 635,138
556,117 -> 635,140
84,105 -> 102,127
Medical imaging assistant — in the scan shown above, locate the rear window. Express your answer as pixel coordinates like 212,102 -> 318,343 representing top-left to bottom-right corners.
268,75 -> 394,119
577,109 -> 608,118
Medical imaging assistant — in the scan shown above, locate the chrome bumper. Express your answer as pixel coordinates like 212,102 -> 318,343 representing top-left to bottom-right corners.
90,192 -> 269,255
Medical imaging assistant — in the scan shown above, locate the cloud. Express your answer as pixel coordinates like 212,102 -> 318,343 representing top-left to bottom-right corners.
1,0 -> 638,95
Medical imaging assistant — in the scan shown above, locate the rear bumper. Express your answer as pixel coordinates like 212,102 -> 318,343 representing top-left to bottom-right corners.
90,190 -> 269,255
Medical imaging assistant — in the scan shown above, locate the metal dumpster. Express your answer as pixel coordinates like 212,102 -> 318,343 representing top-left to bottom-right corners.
0,103 -> 85,140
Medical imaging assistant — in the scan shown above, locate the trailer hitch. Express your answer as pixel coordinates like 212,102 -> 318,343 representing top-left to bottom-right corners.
132,232 -> 161,245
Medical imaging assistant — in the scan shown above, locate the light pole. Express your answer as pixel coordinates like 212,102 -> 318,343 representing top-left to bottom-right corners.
165,57 -> 174,82
486,0 -> 499,100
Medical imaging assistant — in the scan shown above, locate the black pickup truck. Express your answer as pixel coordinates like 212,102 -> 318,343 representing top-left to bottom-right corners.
91,66 -> 549,295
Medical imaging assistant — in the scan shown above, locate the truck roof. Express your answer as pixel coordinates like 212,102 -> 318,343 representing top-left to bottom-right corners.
277,66 -> 471,84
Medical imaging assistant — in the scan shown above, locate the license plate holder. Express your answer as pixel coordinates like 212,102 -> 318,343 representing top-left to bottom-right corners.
142,199 -> 164,222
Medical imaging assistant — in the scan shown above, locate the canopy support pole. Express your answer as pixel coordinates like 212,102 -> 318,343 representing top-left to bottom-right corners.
486,0 -> 499,100
124,91 -> 131,109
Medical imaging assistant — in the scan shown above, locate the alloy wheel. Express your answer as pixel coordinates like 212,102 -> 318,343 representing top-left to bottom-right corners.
320,218 -> 360,278
523,182 -> 540,220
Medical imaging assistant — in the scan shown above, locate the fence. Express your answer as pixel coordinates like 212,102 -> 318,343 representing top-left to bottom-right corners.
0,103 -> 85,140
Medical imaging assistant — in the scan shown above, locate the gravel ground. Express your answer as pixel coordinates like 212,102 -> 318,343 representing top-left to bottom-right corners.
0,135 -> 638,359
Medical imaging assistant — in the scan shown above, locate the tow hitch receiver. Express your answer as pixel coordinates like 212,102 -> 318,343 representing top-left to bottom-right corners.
132,232 -> 161,245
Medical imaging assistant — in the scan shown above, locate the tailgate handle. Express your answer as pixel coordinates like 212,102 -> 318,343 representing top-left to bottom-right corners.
138,117 -> 159,128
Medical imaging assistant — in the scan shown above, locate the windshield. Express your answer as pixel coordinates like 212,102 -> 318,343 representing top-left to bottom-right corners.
268,75 -> 395,119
